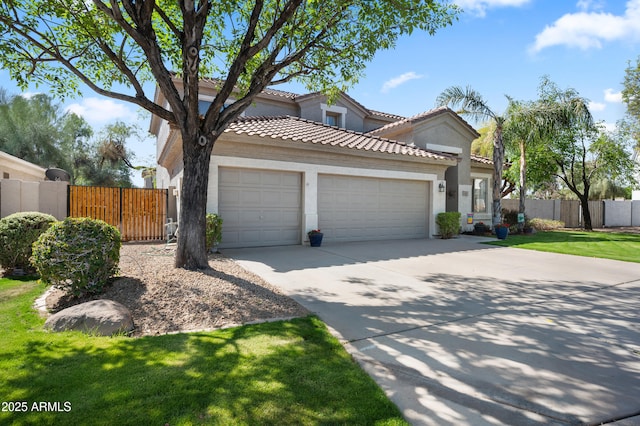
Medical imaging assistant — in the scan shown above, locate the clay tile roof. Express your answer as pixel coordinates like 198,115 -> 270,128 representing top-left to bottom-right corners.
367,106 -> 479,137
225,116 -> 456,162
470,154 -> 493,165
260,87 -> 299,99
368,109 -> 406,120
196,76 -> 403,119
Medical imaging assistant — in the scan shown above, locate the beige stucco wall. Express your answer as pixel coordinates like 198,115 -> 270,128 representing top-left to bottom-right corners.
206,133 -> 453,240
0,179 -> 68,219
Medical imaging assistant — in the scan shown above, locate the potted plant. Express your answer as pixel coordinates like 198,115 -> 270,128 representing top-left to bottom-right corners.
473,221 -> 489,235
307,229 -> 323,247
494,223 -> 509,240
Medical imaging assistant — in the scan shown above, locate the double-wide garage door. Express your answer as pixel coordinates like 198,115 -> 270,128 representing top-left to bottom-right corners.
219,168 -> 302,248
218,168 -> 429,248
318,175 -> 428,242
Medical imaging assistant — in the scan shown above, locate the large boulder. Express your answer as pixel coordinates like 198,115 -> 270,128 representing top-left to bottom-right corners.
45,299 -> 134,336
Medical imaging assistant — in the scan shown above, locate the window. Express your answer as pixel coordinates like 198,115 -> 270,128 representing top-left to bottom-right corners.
198,98 -> 238,115
472,178 -> 488,213
198,100 -> 212,114
325,113 -> 339,126
321,103 -> 346,128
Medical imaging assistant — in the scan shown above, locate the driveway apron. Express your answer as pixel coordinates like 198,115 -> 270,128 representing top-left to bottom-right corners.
225,237 -> 640,425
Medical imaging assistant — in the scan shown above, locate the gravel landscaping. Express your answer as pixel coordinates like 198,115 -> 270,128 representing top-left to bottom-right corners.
44,242 -> 309,337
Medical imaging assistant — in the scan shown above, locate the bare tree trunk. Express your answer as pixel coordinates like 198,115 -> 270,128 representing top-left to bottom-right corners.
518,139 -> 526,232
175,129 -> 214,269
492,125 -> 504,227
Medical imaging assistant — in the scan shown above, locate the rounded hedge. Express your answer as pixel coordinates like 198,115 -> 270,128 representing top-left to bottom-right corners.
31,217 -> 121,296
0,211 -> 57,274
436,211 -> 461,239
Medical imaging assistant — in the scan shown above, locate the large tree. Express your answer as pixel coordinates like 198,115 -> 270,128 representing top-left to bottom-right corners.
437,86 -> 506,227
622,56 -> 640,128
0,90 -> 134,186
0,92 -> 70,169
0,1 -> 459,269
537,78 -> 635,230
622,56 -> 640,155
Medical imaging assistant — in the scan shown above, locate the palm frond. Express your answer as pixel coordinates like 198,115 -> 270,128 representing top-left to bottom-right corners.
436,85 -> 498,123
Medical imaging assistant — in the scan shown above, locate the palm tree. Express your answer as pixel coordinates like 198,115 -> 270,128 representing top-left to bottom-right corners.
437,86 -> 506,227
503,99 -> 553,232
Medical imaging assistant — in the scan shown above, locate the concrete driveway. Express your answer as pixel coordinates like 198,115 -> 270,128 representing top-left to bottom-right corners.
224,236 -> 640,425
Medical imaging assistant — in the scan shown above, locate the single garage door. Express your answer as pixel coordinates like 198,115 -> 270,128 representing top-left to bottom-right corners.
219,168 -> 301,248
318,175 -> 428,242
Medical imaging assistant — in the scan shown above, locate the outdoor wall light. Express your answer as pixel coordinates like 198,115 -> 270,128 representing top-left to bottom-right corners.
438,182 -> 445,192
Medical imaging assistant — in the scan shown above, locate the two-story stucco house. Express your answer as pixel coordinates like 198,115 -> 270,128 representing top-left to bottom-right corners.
151,78 -> 493,248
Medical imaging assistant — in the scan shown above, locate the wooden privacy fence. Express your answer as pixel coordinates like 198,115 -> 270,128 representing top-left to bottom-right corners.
68,186 -> 167,241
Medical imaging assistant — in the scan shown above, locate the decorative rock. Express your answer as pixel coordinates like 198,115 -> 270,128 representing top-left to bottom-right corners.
45,299 -> 134,336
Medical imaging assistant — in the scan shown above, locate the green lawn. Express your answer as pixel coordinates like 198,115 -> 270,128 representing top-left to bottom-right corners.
487,230 -> 640,263
0,278 -> 407,426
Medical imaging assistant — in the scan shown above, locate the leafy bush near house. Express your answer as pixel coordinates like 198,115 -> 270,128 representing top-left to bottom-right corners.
31,217 -> 121,296
503,209 -> 523,225
0,212 -> 56,274
205,213 -> 223,252
529,218 -> 565,231
436,212 -> 461,239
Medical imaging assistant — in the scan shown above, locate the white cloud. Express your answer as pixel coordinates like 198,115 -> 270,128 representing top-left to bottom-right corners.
576,0 -> 605,12
454,0 -> 532,17
381,72 -> 424,93
601,121 -> 618,132
604,88 -> 623,103
20,92 -> 43,100
65,97 -> 132,124
531,0 -> 640,53
589,101 -> 606,112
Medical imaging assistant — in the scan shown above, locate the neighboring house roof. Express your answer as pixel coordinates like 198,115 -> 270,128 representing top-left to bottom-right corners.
470,154 -> 493,165
366,106 -> 479,138
225,115 -> 457,162
0,150 -> 46,181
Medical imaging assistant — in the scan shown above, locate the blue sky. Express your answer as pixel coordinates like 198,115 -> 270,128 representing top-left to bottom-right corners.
1,0 -> 638,186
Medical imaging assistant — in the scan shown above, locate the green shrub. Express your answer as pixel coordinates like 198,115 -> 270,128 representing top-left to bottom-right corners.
436,212 -> 461,239
0,212 -> 56,274
205,213 -> 223,252
31,217 -> 121,296
529,218 -> 565,231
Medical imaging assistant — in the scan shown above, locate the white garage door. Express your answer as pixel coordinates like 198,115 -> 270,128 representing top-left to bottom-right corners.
318,175 -> 428,242
219,168 -> 301,248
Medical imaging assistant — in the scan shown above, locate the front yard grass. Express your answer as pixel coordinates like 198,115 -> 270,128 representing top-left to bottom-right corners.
0,278 -> 406,426
487,230 -> 640,263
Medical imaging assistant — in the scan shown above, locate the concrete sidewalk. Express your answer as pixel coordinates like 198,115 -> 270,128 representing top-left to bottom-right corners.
225,237 -> 640,425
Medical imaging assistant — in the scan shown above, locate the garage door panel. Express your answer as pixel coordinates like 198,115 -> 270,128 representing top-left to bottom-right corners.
219,168 -> 301,248
280,191 -> 301,205
240,170 -> 262,185
218,209 -> 240,226
220,169 -> 241,184
319,174 -> 428,243
280,173 -> 301,187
